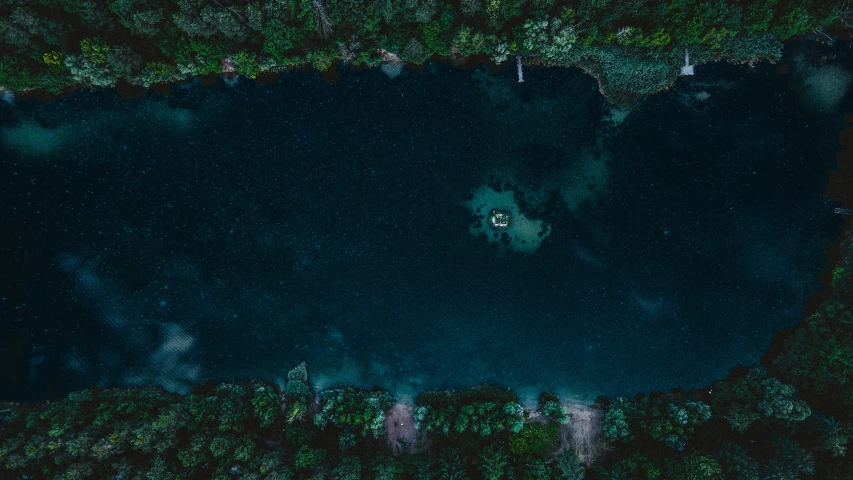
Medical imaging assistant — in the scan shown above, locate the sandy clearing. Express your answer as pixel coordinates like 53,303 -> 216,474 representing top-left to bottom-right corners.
384,403 -> 427,454
561,402 -> 603,466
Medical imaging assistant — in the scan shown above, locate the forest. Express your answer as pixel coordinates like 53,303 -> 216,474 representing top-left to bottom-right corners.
0,0 -> 848,103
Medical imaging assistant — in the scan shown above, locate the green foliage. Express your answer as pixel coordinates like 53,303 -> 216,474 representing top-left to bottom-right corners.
509,422 -> 560,457
234,51 -> 261,78
772,299 -> 853,415
371,455 -> 401,480
108,1 -> 164,37
0,0 -> 835,106
439,3 -> 456,30
479,445 -> 509,480
91,388 -> 169,428
233,435 -> 256,462
710,367 -> 810,433
131,403 -> 185,454
601,392 -> 711,451
0,361 -> 847,480
333,455 -> 361,480
173,37 -> 229,76
555,449 -> 585,480
285,362 -> 312,402
283,421 -> 316,446
339,430 -> 357,451
294,444 -> 326,469
491,42 -> 510,63
601,398 -> 633,441
139,61 -> 179,87
812,414 -> 850,458
453,25 -> 488,56
406,454 -> 437,480
423,20 -> 451,56
831,233 -> 853,299
541,401 -> 570,424
717,442 -> 760,480
414,400 -> 523,437
521,15 -> 578,63
400,38 -> 429,63
682,452 -> 723,480
42,51 -> 63,66
438,447 -> 468,480
262,19 -> 306,63
525,458 -> 553,479
743,0 -> 778,34
185,384 -> 250,434
307,47 -> 339,71
250,382 -> 281,428
575,46 -> 678,104
494,0 -> 525,25
756,377 -> 810,422
314,388 -> 394,438
80,37 -> 110,64
177,435 -> 212,468
209,436 -> 232,457
771,6 -> 812,40
766,434 -> 815,478
282,362 -> 313,425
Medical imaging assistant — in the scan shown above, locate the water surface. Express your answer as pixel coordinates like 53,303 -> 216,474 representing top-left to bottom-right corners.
0,58 -> 846,404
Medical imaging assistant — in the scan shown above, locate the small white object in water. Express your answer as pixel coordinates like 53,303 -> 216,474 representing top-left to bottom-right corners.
681,48 -> 694,76
516,54 -> 524,83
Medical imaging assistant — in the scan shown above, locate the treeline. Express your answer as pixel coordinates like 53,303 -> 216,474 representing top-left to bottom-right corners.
2,301 -> 853,480
0,0 -> 847,102
0,362 -> 848,479
0,363 -> 587,479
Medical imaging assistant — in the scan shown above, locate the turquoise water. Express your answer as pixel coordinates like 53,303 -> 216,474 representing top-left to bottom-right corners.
0,56 -> 846,404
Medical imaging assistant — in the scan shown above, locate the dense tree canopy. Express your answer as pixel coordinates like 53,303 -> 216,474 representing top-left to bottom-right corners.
0,0 -> 848,102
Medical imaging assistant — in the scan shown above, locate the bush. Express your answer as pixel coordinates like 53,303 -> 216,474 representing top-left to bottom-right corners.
479,445 -> 509,480
509,422 -> 559,457
541,401 -> 570,424
314,388 -> 394,438
575,45 -> 679,104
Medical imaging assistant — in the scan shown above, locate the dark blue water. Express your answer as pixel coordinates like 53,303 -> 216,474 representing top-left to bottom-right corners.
0,58 -> 846,405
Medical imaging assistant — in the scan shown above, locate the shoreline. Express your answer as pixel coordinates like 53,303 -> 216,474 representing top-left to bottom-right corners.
2,36 -> 841,107
382,397 -> 603,464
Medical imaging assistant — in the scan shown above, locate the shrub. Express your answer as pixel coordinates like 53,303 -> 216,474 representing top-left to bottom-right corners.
509,422 -> 559,457
479,445 -> 509,480
541,401 -> 570,424
314,388 -> 394,438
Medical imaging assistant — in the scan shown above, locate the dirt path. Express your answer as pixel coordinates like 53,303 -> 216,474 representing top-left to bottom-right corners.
384,403 -> 426,454
561,402 -> 603,466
